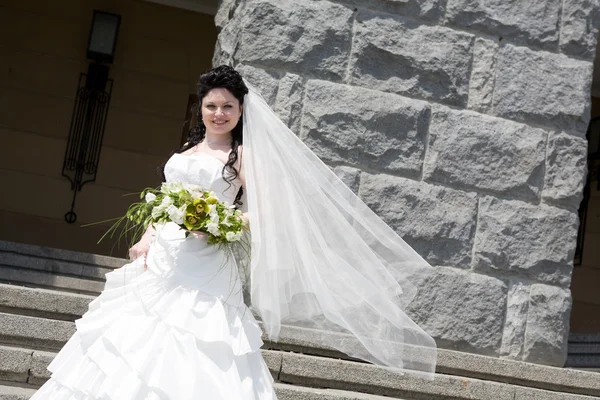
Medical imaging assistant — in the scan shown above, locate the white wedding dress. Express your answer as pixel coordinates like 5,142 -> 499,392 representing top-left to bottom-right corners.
31,152 -> 278,400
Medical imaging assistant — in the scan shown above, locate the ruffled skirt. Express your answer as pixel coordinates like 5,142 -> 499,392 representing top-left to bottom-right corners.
31,223 -> 277,400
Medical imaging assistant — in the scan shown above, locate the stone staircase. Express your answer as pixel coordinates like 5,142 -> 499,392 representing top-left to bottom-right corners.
0,240 -> 599,400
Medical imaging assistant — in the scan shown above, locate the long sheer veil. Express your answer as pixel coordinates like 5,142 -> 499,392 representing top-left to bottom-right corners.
242,80 -> 437,379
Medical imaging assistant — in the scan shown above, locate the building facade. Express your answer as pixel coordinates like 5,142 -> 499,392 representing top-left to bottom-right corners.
213,0 -> 600,366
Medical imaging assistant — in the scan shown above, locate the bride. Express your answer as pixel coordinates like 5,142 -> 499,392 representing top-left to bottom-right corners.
31,65 -> 437,399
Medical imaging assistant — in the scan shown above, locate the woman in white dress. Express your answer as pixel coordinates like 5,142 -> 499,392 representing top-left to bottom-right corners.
31,65 -> 437,399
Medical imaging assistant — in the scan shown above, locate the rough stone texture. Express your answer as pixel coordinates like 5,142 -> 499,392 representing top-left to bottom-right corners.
0,265 -> 105,294
0,346 -> 31,383
235,0 -> 354,81
473,197 -> 579,287
559,0 -> 600,59
273,73 -> 305,134
500,281 -> 530,359
0,284 -> 92,319
445,0 -> 561,50
406,267 -> 507,356
467,37 -> 499,113
348,9 -> 474,106
333,166 -> 361,195
543,131 -> 588,209
334,0 -> 447,22
424,107 -> 546,201
523,284 -> 572,367
235,64 -> 280,107
266,324 -> 600,397
0,240 -> 124,268
301,80 -> 431,177
29,350 -> 54,385
0,252 -> 112,280
279,351 -> 517,400
493,45 -> 593,133
0,313 -> 74,350
359,173 -> 477,267
214,0 -> 242,30
212,5 -> 241,67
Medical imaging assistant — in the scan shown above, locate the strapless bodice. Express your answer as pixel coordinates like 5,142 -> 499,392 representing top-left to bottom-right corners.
164,153 -> 242,204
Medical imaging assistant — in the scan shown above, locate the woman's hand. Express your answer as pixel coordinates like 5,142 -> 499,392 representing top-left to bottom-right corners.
128,238 -> 151,269
128,225 -> 156,270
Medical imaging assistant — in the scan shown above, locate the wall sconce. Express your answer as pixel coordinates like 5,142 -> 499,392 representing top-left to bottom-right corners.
62,11 -> 120,223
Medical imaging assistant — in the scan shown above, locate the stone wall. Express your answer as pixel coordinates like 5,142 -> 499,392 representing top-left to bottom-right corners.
213,0 -> 600,366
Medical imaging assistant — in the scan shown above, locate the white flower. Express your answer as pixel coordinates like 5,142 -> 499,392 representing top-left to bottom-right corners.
208,206 -> 220,224
167,205 -> 186,225
207,223 -> 221,236
222,216 -> 232,227
160,196 -> 173,207
151,205 -> 164,219
145,193 -> 156,203
183,183 -> 204,198
161,182 -> 184,194
226,231 -> 236,241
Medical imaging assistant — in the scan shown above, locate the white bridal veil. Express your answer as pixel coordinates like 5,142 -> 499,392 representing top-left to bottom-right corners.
242,80 -> 437,379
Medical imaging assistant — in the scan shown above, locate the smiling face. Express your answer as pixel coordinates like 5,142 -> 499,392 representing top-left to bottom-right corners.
200,88 -> 243,138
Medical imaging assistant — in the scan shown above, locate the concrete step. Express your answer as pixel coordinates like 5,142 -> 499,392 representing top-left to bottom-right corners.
568,335 -> 600,368
0,283 -> 94,321
0,313 -> 599,400
0,240 -> 124,295
1,285 -> 599,398
0,241 -> 125,270
0,380 -> 394,400
0,383 -> 37,400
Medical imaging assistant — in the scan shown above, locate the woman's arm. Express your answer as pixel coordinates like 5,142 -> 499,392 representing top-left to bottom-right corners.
128,224 -> 156,270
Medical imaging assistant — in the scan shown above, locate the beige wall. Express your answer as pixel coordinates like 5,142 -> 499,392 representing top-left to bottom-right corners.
0,0 -> 216,256
570,96 -> 600,333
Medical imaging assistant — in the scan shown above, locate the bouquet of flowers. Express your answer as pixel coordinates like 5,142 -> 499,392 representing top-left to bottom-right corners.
99,182 -> 248,249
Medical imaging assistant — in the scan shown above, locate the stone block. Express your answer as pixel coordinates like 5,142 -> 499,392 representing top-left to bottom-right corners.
559,0 -> 600,59
301,80 -> 431,177
0,313 -> 74,350
359,173 -> 477,267
215,0 -> 241,30
279,351 -> 516,399
467,37 -> 499,113
212,19 -> 238,66
542,131 -> 588,209
523,284 -> 571,367
0,251 -> 112,280
473,197 -> 578,287
424,107 -> 546,201
235,66 -> 305,133
500,281 -> 529,359
348,9 -> 474,106
274,73 -> 304,134
236,0 -> 354,80
332,0 -> 447,22
29,350 -> 54,385
0,346 -> 31,383
0,240 -> 124,268
493,45 -> 593,133
333,166 -> 361,195
407,267 -> 507,356
0,284 -> 93,319
445,0 -> 561,50
235,64 -> 280,107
